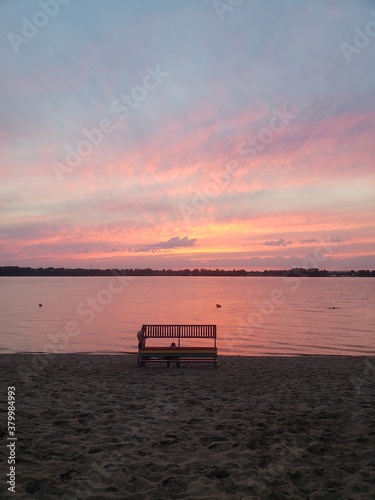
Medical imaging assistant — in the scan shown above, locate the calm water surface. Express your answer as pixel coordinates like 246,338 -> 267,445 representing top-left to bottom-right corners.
0,276 -> 374,356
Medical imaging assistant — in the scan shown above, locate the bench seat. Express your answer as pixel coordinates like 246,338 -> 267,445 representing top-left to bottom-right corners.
139,347 -> 217,368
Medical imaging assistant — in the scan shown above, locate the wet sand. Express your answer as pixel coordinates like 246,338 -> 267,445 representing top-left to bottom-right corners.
0,354 -> 374,499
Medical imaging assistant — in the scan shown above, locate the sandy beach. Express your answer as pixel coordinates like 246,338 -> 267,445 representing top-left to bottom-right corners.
0,354 -> 374,499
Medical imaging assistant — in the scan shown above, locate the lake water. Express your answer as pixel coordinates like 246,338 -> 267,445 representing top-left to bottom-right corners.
0,276 -> 374,356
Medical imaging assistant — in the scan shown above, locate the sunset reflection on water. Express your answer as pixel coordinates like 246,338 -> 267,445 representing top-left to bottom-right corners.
0,276 -> 374,356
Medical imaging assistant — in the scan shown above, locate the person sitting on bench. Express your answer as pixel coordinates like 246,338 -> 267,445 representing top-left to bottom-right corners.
166,342 -> 180,368
137,329 -> 145,349
137,329 -> 146,367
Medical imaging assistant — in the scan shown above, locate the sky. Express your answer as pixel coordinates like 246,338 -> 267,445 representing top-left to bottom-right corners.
0,0 -> 374,271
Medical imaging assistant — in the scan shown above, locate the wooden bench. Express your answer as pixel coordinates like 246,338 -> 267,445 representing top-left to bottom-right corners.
138,325 -> 217,368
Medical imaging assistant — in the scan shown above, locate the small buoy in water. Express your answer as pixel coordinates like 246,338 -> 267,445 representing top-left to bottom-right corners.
39,303 -> 43,307
216,304 -> 222,308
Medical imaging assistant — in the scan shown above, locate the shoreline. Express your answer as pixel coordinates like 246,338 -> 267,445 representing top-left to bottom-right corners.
1,267 -> 375,277
5,351 -> 375,357
1,355 -> 374,498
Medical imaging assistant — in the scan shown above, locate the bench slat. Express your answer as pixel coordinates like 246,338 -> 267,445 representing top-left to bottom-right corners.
141,354 -> 216,358
141,359 -> 216,363
142,324 -> 216,338
140,347 -> 217,351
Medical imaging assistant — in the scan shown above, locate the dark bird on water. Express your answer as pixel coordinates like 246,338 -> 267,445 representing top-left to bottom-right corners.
39,303 -> 43,307
216,304 -> 222,308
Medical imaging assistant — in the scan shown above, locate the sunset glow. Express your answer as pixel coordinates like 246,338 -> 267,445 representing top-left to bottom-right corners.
1,0 -> 374,270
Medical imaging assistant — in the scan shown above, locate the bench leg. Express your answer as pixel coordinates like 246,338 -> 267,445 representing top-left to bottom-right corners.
137,353 -> 146,367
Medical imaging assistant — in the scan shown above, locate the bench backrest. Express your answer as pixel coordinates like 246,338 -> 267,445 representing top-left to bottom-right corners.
142,325 -> 217,347
142,324 -> 216,338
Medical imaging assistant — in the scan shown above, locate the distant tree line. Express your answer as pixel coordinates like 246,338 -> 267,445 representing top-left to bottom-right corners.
0,266 -> 374,277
